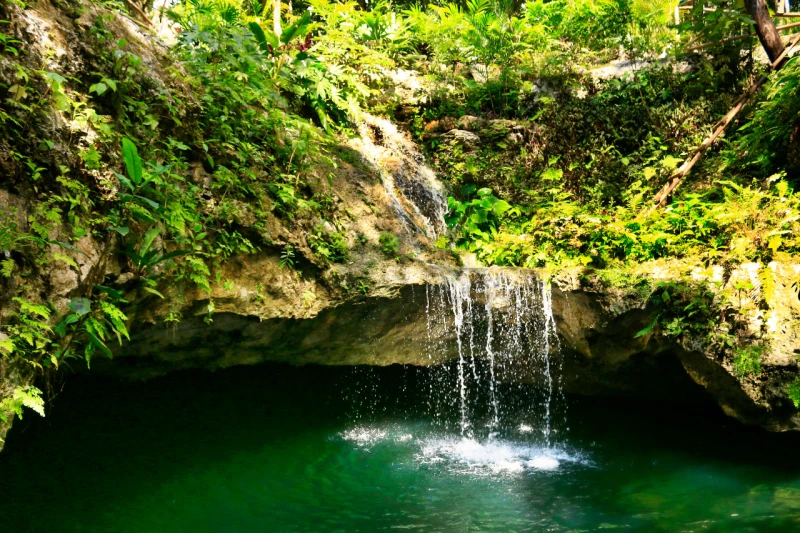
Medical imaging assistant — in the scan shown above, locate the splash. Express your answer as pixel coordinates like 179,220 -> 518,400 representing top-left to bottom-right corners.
416,437 -> 578,476
336,422 -> 588,477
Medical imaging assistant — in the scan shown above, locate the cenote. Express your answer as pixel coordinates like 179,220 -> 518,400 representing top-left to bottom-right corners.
7,1 -> 800,531
3,275 -> 800,533
2,363 -> 800,533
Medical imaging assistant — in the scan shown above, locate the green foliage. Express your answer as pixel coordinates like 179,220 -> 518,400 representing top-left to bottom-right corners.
280,244 -> 295,270
446,187 -> 511,242
118,228 -> 190,281
170,0 -> 379,131
0,19 -> 21,56
636,282 -> 726,344
733,345 -> 763,379
405,0 -> 677,116
1,298 -> 54,366
788,377 -> 800,409
448,171 -> 800,271
379,232 -> 400,258
308,224 -> 348,263
0,386 -> 45,424
0,207 -> 43,257
734,57 -> 800,174
0,258 -> 14,277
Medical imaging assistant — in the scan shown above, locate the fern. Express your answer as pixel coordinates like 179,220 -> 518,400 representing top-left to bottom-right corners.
184,256 -> 211,292
53,252 -> 78,269
101,301 -> 130,343
0,336 -> 13,355
758,266 -> 776,309
12,297 -> 52,320
733,345 -> 763,379
788,377 -> 800,409
0,385 -> 45,423
0,258 -> 14,277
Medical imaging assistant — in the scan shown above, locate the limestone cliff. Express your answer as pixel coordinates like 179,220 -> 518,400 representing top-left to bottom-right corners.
3,0 -> 800,451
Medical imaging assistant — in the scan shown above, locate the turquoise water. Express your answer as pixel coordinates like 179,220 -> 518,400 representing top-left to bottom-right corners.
2,363 -> 800,532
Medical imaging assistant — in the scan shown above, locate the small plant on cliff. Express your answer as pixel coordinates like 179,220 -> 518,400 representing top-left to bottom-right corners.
733,345 -> 763,379
787,377 -> 800,409
634,281 -> 730,347
446,187 -> 512,242
379,232 -> 400,258
0,20 -> 21,56
0,386 -> 44,425
308,225 -> 348,264
280,245 -> 295,270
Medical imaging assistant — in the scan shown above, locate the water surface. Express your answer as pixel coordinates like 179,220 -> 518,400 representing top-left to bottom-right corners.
1,363 -> 800,532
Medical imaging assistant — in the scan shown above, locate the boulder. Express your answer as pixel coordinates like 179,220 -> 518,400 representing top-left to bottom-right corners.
456,115 -> 487,132
442,129 -> 481,151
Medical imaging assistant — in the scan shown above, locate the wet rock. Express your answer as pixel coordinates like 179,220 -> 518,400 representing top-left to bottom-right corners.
439,116 -> 457,132
190,162 -> 212,189
423,120 -> 441,133
505,132 -> 525,146
456,115 -> 487,132
424,116 -> 457,134
442,129 -> 481,151
386,69 -> 427,106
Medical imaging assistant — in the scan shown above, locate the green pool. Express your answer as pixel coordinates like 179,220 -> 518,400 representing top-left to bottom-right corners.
1,363 -> 799,532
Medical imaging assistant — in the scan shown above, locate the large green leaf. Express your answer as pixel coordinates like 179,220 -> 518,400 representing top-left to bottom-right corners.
492,199 -> 511,216
249,21 -> 279,53
68,297 -> 91,317
121,138 -> 143,185
86,330 -> 112,359
140,227 -> 160,258
280,12 -> 311,45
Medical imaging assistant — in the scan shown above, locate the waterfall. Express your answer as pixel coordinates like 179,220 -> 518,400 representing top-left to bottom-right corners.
350,114 -> 448,238
348,115 -> 563,444
425,268 -> 564,444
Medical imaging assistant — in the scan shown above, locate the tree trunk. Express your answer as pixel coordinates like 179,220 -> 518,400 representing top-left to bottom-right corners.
273,0 -> 282,36
745,0 -> 785,62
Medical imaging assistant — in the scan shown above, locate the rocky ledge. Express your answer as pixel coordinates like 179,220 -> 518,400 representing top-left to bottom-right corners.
100,258 -> 800,434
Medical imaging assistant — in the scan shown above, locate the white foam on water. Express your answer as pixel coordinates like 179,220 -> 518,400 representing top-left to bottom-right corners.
337,424 -> 589,476
527,456 -> 560,471
416,436 -> 585,477
339,427 -> 388,448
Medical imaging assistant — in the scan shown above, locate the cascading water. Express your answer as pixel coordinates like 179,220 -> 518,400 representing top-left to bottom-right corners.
340,268 -> 572,476
424,268 -> 565,444
342,116 -> 571,473
350,114 -> 448,238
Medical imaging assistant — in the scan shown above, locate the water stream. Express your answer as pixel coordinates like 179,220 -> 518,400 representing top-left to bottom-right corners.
423,269 -> 563,446
351,114 -> 448,238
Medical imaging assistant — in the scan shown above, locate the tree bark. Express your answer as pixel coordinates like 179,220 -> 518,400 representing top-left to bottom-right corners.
650,31 -> 800,209
745,0 -> 785,62
273,0 -> 282,36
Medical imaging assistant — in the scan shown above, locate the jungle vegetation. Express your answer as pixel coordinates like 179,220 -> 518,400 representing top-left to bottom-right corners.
1,0 -> 800,420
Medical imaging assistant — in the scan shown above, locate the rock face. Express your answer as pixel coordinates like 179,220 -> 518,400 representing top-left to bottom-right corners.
441,129 -> 482,151
101,261 -> 800,433
2,0 -> 800,451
